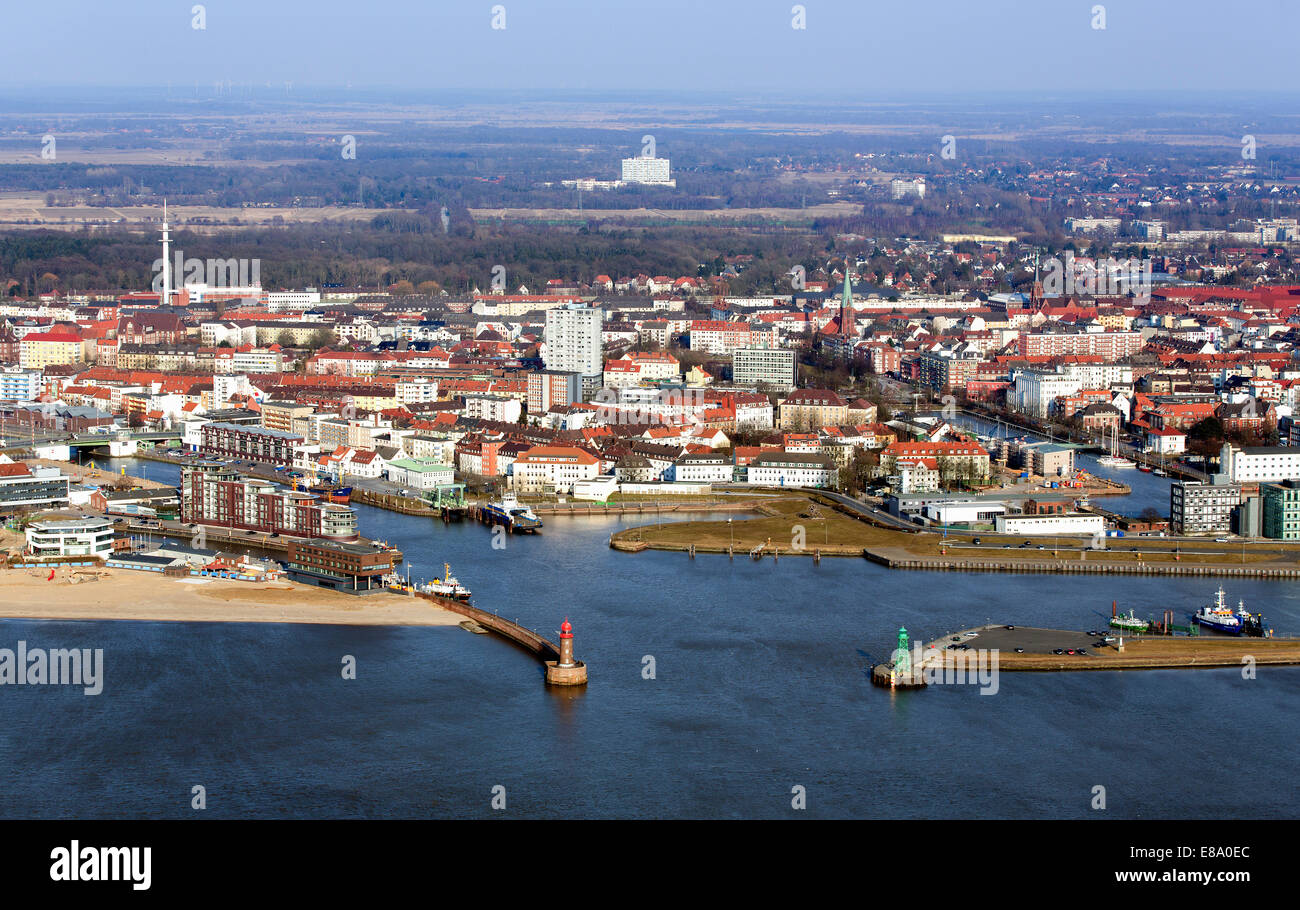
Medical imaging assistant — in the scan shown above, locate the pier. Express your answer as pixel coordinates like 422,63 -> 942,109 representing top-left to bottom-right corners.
863,548 -> 1300,578
412,591 -> 587,685
870,623 -> 1300,689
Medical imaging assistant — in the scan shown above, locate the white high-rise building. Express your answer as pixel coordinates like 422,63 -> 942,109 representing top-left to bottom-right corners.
890,178 -> 926,200
544,306 -> 603,376
621,156 -> 674,186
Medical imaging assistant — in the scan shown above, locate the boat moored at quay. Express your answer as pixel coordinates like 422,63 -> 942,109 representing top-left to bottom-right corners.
477,493 -> 543,533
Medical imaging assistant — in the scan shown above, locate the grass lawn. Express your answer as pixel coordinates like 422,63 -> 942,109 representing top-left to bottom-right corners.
616,495 -> 1298,566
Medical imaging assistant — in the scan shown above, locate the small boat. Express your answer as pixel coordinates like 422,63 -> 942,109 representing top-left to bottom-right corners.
1153,469 -> 1168,477
423,562 -> 471,601
1096,455 -> 1136,469
1137,464 -> 1153,473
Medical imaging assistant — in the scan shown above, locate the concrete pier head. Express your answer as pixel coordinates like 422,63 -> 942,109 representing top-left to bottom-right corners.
545,617 -> 588,686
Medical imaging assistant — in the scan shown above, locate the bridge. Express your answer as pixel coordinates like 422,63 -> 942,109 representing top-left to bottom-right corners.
59,431 -> 183,457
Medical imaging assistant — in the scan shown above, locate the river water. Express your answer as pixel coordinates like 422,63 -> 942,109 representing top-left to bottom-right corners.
2,456 -> 1296,819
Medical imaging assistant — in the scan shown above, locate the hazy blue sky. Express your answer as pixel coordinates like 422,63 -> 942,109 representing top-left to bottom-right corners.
6,0 -> 1295,96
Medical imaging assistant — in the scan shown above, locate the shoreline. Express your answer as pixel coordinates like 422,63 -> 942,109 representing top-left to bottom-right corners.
0,566 -> 461,627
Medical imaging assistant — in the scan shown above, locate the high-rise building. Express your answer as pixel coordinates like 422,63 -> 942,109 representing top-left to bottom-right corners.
890,177 -> 926,200
543,306 -> 603,377
621,155 -> 673,186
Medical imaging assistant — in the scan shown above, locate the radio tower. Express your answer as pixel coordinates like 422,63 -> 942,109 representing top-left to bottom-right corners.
159,199 -> 171,308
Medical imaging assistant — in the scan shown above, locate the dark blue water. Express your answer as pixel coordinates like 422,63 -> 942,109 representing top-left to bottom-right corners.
4,456 -> 1296,819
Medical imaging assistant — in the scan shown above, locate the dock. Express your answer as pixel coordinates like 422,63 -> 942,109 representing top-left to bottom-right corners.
869,623 -> 1300,685
863,548 -> 1300,579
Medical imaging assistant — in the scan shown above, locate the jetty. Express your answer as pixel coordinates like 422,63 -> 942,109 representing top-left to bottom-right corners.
412,590 -> 587,686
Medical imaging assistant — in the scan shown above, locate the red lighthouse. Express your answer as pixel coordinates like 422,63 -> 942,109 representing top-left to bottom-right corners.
546,616 -> 587,686
558,617 -> 575,667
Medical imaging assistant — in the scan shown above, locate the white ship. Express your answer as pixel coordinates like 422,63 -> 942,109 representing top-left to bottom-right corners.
1192,588 -> 1251,635
1095,426 -> 1135,468
422,563 -> 472,601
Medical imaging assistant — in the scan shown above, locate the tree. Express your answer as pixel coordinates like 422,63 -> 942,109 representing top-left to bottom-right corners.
1186,416 -> 1224,457
838,448 -> 879,494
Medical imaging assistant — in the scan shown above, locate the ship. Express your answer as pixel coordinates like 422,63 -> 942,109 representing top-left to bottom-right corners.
421,563 -> 471,601
482,492 -> 543,533
308,482 -> 353,504
1192,587 -> 1258,635
1096,426 -> 1136,468
1109,608 -> 1149,633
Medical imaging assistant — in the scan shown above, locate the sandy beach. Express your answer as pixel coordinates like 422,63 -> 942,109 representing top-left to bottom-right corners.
0,566 -> 461,627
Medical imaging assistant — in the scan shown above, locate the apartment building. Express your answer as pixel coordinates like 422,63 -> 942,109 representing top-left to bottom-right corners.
261,401 -> 315,433
543,306 -> 603,376
527,369 -> 582,416
181,462 -> 358,541
778,389 -> 848,430
199,422 -> 304,467
1219,443 -> 1300,484
19,332 -> 82,370
511,445 -> 601,494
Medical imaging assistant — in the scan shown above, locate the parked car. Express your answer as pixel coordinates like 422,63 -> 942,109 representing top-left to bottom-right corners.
971,537 -> 981,545
1053,649 -> 1065,655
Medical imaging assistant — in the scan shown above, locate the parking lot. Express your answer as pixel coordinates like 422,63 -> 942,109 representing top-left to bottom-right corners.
947,625 -> 1111,656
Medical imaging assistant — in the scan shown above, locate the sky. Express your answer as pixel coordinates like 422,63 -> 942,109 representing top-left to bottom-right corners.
4,0 -> 1297,98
